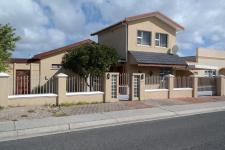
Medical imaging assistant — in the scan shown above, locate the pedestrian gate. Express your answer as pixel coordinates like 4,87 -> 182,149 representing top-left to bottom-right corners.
118,73 -> 130,100
198,77 -> 217,96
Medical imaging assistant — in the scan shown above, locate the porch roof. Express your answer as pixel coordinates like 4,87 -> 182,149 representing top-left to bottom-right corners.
130,51 -> 187,67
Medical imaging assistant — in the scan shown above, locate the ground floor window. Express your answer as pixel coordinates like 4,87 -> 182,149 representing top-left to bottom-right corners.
204,70 -> 216,77
160,68 -> 172,77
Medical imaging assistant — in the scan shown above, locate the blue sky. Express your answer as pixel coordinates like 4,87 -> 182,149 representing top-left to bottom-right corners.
0,0 -> 225,58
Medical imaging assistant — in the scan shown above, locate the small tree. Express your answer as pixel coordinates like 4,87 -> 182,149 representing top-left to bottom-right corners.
62,42 -> 119,79
0,24 -> 20,71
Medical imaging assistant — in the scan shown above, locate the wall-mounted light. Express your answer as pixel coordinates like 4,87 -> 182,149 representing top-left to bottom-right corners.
141,74 -> 144,80
107,73 -> 110,79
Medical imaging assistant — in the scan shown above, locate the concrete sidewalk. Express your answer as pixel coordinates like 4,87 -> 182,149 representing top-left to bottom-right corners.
1,101 -> 225,141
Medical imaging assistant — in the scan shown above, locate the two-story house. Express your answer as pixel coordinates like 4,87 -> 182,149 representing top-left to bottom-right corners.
8,11 -> 191,94
91,11 -> 190,76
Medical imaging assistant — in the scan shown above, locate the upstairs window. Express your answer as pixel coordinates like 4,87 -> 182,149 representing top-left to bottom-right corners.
137,30 -> 151,46
155,33 -> 168,48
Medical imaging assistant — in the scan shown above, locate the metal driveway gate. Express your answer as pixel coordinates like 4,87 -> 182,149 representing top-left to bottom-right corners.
198,77 -> 217,96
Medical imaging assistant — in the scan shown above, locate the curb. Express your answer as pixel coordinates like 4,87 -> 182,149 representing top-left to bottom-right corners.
0,105 -> 225,141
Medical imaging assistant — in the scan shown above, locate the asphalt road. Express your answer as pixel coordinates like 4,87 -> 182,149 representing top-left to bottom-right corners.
1,111 -> 225,150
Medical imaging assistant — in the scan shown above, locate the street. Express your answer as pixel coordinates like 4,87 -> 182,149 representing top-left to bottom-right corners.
0,111 -> 225,150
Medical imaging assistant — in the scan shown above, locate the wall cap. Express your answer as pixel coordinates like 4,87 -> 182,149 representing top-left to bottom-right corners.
216,75 -> 225,78
56,73 -> 68,78
0,72 -> 10,77
165,74 -> 174,77
190,75 -> 201,77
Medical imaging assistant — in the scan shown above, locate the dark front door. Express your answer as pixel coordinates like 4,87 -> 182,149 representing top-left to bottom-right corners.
16,70 -> 30,94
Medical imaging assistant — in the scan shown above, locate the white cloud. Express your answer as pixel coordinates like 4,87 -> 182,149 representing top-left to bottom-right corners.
1,0 -> 225,57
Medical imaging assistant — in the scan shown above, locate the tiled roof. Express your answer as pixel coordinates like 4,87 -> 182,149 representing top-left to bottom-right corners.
91,11 -> 184,35
32,39 -> 93,59
181,56 -> 196,62
130,51 -> 187,66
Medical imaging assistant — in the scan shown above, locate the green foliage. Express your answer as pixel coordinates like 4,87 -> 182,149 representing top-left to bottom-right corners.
0,24 -> 20,71
62,42 -> 118,78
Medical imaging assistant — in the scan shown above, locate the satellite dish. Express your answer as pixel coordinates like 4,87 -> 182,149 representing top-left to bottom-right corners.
169,45 -> 179,55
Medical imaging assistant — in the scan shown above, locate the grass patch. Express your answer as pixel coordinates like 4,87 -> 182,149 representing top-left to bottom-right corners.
27,109 -> 35,113
52,112 -> 68,117
21,114 -> 28,118
60,101 -> 101,107
60,103 -> 76,107
91,101 -> 101,104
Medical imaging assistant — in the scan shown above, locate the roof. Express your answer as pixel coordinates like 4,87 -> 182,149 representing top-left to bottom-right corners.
181,56 -> 196,62
91,11 -> 184,35
130,51 -> 187,66
32,39 -> 93,60
10,58 -> 30,63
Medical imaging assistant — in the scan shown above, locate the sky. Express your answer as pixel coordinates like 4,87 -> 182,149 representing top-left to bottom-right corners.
0,0 -> 225,58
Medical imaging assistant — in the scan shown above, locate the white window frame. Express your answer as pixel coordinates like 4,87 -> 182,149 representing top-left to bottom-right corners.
155,33 -> 168,48
51,64 -> 62,70
204,70 -> 216,77
137,30 -> 151,46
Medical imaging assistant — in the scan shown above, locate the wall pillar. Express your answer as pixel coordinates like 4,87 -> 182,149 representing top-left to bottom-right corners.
104,72 -> 119,103
130,73 -> 144,101
56,73 -> 68,105
191,75 -> 198,98
139,73 -> 145,101
217,75 -> 224,96
166,74 -> 174,99
0,72 -> 10,107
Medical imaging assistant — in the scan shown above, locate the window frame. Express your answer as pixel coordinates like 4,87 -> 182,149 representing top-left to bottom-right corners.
155,33 -> 168,48
204,70 -> 216,77
51,64 -> 62,70
137,30 -> 152,47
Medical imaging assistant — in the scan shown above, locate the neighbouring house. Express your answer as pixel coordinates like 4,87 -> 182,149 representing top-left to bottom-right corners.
91,11 -> 191,76
182,48 -> 225,77
8,39 -> 93,95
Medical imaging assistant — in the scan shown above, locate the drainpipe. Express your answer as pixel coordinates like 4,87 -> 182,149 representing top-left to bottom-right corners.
122,21 -> 128,62
122,21 -> 128,73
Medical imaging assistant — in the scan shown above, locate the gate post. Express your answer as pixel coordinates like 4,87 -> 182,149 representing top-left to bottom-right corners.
216,75 -> 224,96
139,73 -> 145,101
130,73 -> 144,101
104,72 -> 119,103
0,72 -> 10,107
56,73 -> 68,105
191,75 -> 198,98
166,74 -> 174,99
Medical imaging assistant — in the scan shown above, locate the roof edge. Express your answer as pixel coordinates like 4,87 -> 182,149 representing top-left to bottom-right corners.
91,11 -> 184,36
32,39 -> 93,60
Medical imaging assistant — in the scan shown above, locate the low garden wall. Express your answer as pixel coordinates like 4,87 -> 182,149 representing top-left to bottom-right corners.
171,88 -> 193,98
144,89 -> 169,100
8,94 -> 57,106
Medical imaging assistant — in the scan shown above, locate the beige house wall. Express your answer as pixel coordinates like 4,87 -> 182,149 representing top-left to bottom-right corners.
98,24 -> 127,60
7,62 -> 40,94
193,48 -> 225,76
127,17 -> 176,53
39,53 -> 65,84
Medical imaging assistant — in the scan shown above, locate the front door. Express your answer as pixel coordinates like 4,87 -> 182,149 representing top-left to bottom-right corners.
16,70 -> 30,94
